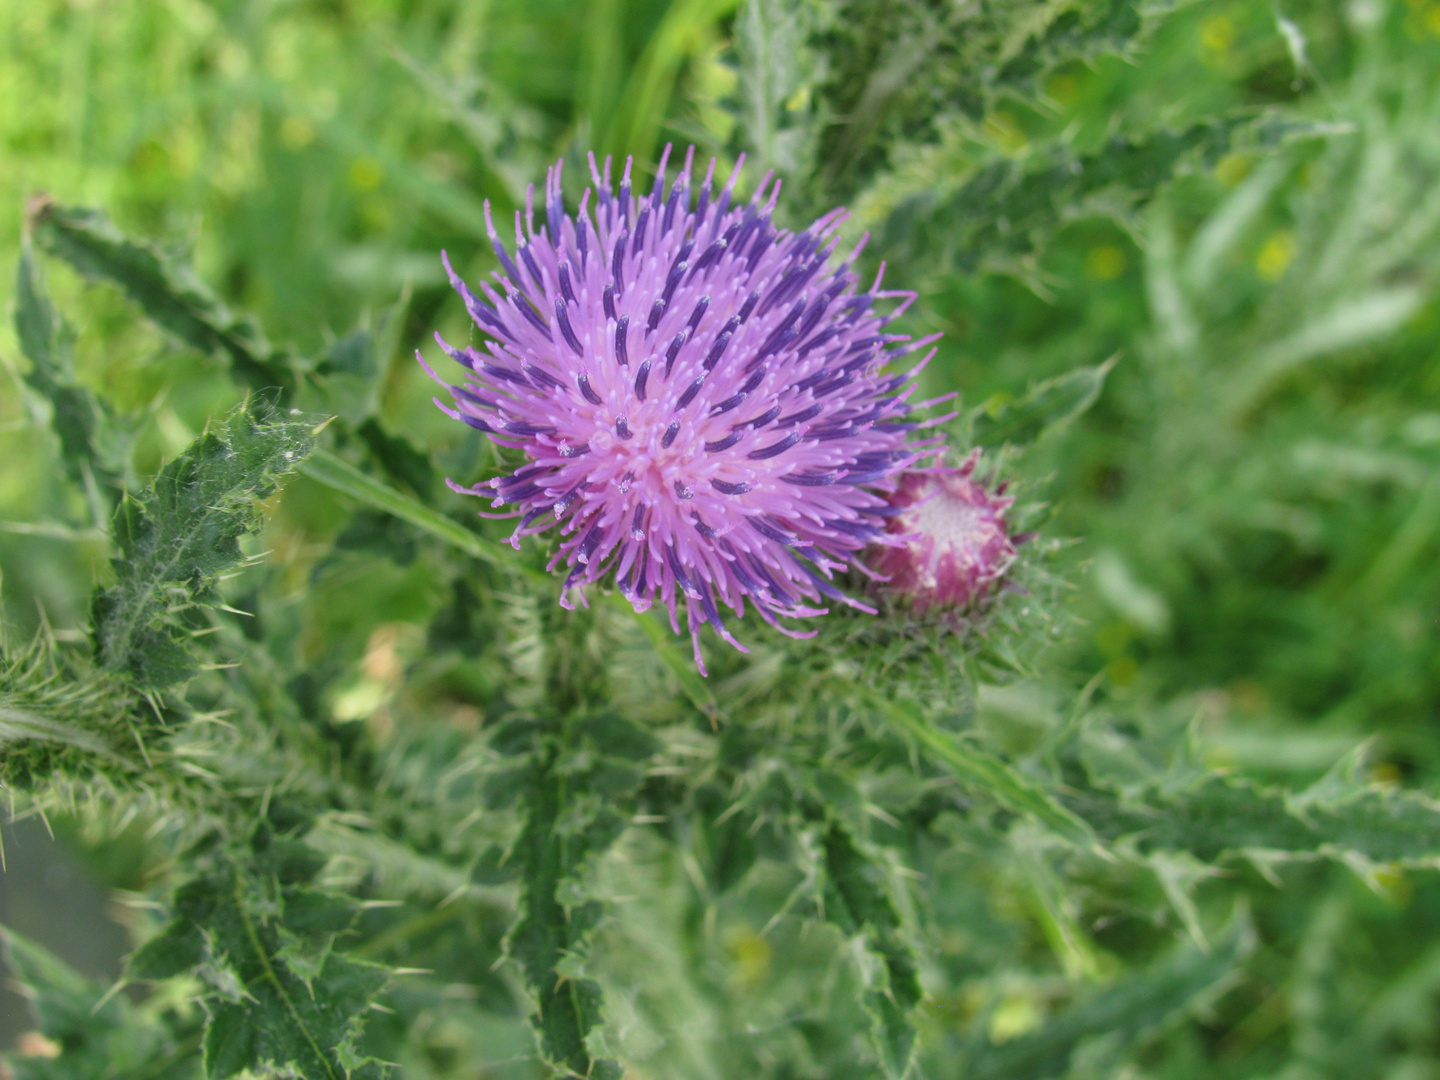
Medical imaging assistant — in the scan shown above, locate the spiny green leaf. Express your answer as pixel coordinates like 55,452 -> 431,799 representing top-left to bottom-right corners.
972,358 -> 1116,449
93,405 -> 317,689
1072,771 -> 1440,868
14,240 -> 121,505
305,819 -> 475,902
811,0 -> 1189,200
505,711 -> 657,1080
881,113 -> 1340,277
508,755 -> 618,1078
962,918 -> 1253,1079
132,833 -> 391,1080
733,0 -> 828,177
614,594 -> 722,716
0,631 -> 144,786
868,691 -> 1095,845
27,199 -> 299,398
820,821 -> 921,1078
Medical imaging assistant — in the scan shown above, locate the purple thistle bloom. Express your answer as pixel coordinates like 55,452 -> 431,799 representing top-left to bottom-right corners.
869,452 -> 1017,613
422,147 -> 946,672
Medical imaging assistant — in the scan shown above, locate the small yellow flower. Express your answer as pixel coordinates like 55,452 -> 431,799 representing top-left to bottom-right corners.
726,927 -> 773,989
984,110 -> 1029,155
1201,14 -> 1237,54
1045,72 -> 1081,107
1215,152 -> 1251,187
280,116 -> 316,149
989,993 -> 1042,1043
1373,865 -> 1414,909
1256,231 -> 1296,282
1107,655 -> 1140,687
1086,245 -> 1128,281
349,156 -> 384,191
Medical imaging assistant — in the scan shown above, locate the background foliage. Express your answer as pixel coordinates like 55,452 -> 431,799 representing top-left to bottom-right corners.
2,0 -> 1440,1077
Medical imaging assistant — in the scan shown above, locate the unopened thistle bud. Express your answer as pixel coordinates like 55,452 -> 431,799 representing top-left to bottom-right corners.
870,452 -> 1017,613
422,147 -> 948,671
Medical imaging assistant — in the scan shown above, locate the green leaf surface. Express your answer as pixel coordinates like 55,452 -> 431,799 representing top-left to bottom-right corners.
299,449 -> 513,572
820,822 -> 922,1078
881,113 -> 1338,277
811,0 -> 1190,200
502,706 -> 658,1080
871,691 -> 1095,845
616,595 -> 722,718
962,919 -> 1252,1079
132,832 -> 391,1080
93,406 -> 316,689
0,632 -> 145,785
14,241 -> 121,505
972,358 -> 1116,449
733,0 -> 827,177
1073,771 -> 1440,868
28,199 -> 300,397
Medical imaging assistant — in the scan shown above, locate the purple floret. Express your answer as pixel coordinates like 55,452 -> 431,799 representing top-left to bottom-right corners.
423,146 -> 947,672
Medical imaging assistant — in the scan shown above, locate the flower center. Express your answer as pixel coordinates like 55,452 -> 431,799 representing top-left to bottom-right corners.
913,491 -> 988,551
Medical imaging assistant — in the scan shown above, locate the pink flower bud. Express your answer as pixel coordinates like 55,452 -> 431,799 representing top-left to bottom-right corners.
870,452 -> 1017,613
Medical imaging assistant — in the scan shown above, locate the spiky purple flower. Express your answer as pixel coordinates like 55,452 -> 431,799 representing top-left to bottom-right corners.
869,452 -> 1017,613
422,147 -> 947,671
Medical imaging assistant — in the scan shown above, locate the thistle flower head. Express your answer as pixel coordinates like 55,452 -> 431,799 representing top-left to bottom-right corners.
423,147 -> 945,671
870,452 -> 1017,613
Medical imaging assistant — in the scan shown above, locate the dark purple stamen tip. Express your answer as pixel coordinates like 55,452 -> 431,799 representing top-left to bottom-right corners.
615,316 -> 630,366
555,298 -> 584,356
748,431 -> 802,460
520,243 -> 545,289
612,232 -> 628,292
709,393 -> 746,417
703,330 -> 734,371
751,516 -> 798,545
577,373 -> 602,405
677,377 -> 705,410
742,405 -> 781,430
665,330 -> 688,376
661,262 -> 688,307
784,470 -> 838,486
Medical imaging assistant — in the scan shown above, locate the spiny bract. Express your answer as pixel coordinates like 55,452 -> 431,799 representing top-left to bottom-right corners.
423,147 -> 947,671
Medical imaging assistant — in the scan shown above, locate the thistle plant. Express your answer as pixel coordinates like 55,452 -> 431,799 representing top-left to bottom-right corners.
4,3 -> 1440,1080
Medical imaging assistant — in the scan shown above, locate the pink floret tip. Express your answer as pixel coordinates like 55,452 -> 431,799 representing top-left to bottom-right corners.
869,451 -> 1017,613
423,146 -> 942,673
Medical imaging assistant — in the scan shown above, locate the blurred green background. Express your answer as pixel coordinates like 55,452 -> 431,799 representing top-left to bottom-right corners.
2,0 -> 1439,1071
